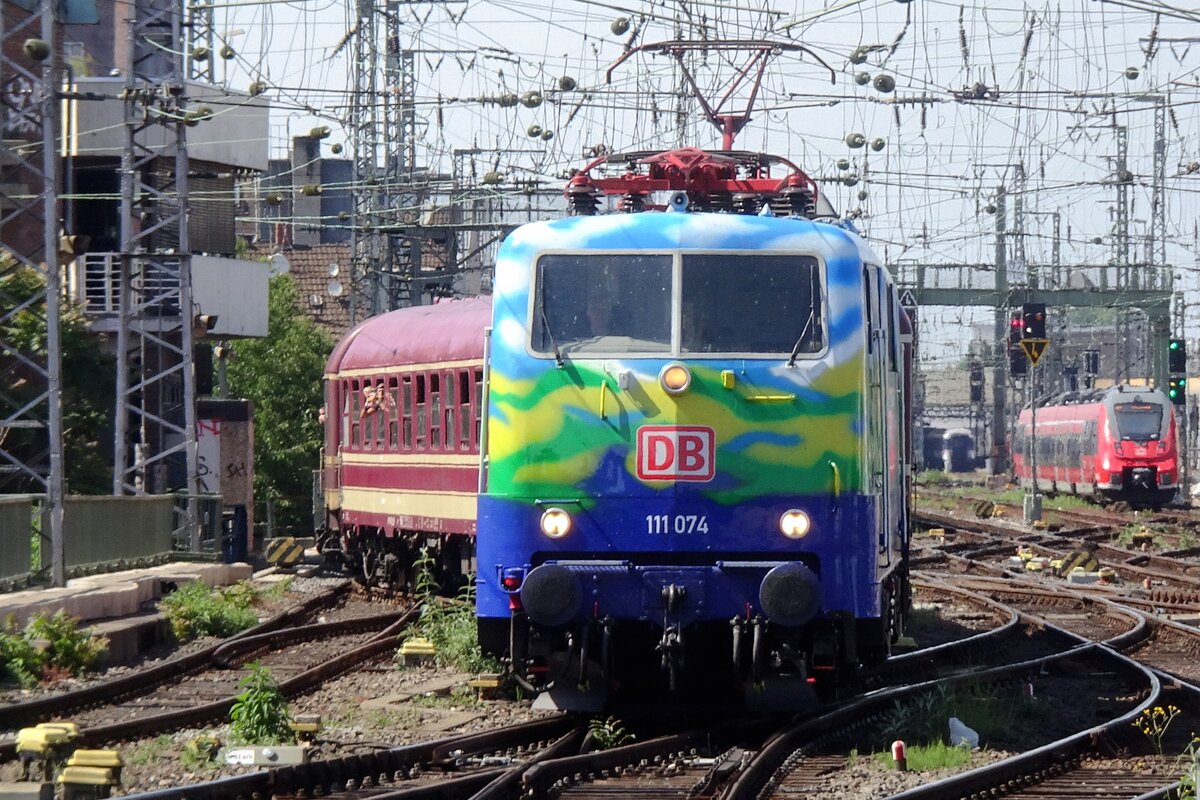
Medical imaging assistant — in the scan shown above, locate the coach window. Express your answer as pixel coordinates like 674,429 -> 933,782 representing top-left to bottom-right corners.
429,373 -> 442,449
458,370 -> 472,450
350,380 -> 362,448
388,377 -> 400,449
415,375 -> 428,449
341,383 -> 351,447
402,375 -> 413,449
443,371 -> 456,450
473,368 -> 484,448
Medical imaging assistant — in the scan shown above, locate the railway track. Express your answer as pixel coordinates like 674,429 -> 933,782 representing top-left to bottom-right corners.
0,581 -> 416,760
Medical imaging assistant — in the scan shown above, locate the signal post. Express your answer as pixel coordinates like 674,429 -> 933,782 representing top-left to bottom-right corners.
1021,304 -> 1049,524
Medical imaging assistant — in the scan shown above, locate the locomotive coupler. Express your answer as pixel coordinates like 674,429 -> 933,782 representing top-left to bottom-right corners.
662,583 -> 687,612
658,623 -> 685,691
657,584 -> 689,690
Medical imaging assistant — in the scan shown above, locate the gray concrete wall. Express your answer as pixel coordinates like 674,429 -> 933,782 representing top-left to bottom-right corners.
0,496 -> 34,580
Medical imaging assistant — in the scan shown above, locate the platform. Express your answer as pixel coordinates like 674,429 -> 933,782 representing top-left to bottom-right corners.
0,562 -> 253,666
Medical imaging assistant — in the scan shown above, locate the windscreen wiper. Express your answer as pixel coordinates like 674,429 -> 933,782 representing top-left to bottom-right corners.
787,312 -> 817,367
539,305 -> 564,367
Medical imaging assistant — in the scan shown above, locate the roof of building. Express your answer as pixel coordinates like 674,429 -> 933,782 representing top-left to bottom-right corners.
249,243 -> 353,338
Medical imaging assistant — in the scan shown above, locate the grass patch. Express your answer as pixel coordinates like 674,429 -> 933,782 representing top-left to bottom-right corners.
126,735 -> 175,766
410,685 -> 484,709
872,741 -> 975,771
870,682 -> 1054,753
161,580 -> 262,641
180,735 -> 222,770
914,470 -> 948,486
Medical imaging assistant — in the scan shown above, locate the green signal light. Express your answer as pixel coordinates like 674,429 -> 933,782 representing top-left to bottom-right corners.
1171,341 -> 1181,350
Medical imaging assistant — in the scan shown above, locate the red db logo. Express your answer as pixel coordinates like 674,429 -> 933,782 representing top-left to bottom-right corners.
636,426 -> 715,482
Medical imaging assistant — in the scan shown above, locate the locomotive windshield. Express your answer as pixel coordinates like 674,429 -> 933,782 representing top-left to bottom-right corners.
681,254 -> 822,354
532,254 -> 672,354
1114,402 -> 1163,441
531,252 -> 823,357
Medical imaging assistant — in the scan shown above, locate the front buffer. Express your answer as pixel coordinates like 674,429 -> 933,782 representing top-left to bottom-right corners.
476,493 -> 886,699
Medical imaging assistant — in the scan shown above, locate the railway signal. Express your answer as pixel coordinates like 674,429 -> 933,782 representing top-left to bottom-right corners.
1021,303 -> 1047,339
1169,338 -> 1186,374
1008,317 -> 1026,376
1168,376 -> 1186,406
969,362 -> 984,402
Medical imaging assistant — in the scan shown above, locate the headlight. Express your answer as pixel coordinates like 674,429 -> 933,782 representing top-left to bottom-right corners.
539,507 -> 572,538
659,362 -> 691,395
779,509 -> 811,539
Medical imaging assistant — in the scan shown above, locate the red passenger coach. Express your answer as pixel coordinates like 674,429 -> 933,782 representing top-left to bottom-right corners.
320,297 -> 491,587
1012,384 -> 1179,508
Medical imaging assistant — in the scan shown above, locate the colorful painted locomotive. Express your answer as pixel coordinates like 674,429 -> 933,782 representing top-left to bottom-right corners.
1012,384 -> 1179,508
477,149 -> 911,695
321,148 -> 912,697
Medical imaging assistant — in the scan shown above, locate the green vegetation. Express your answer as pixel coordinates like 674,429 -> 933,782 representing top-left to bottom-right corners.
1179,529 -> 1198,551
226,274 -> 333,533
913,470 -> 948,486
1132,704 -> 1181,757
872,682 -> 1052,753
404,548 -> 499,675
872,741 -> 975,771
0,611 -> 107,687
410,686 -> 484,709
126,735 -> 175,767
229,662 -> 292,745
161,580 -> 261,641
0,261 -> 115,494
586,716 -> 635,750
1179,736 -> 1200,799
180,735 -> 222,770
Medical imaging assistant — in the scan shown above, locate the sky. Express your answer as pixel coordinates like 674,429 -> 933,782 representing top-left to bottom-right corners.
207,0 -> 1200,370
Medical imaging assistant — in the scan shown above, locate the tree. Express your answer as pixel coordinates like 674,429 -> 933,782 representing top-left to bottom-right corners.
0,261 -> 114,494
226,274 -> 332,532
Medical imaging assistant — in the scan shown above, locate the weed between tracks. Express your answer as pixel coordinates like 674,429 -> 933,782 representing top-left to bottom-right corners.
870,682 -> 1055,756
402,548 -> 499,675
162,578 -> 293,642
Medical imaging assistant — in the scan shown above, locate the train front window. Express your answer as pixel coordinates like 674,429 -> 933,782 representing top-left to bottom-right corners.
681,254 -> 822,354
1114,402 -> 1162,441
533,254 -> 672,355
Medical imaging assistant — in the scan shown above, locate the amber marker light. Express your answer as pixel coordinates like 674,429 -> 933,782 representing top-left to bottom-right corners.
539,508 -> 572,538
780,509 -> 812,539
660,362 -> 691,395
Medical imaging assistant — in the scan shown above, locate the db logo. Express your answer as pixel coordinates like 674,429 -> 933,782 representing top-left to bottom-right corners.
636,426 -> 715,482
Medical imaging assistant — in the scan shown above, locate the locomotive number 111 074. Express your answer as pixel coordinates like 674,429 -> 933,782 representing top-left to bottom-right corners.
645,514 -> 709,534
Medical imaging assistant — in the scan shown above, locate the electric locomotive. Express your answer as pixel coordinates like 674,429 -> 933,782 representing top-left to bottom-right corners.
476,148 -> 911,699
1012,384 -> 1179,508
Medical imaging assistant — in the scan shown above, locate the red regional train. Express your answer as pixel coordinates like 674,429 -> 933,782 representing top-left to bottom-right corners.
318,296 -> 491,588
1012,384 -> 1179,508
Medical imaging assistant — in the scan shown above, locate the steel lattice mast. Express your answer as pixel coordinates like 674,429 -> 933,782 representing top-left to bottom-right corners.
347,0 -> 381,326
114,0 -> 199,540
0,0 -> 66,585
